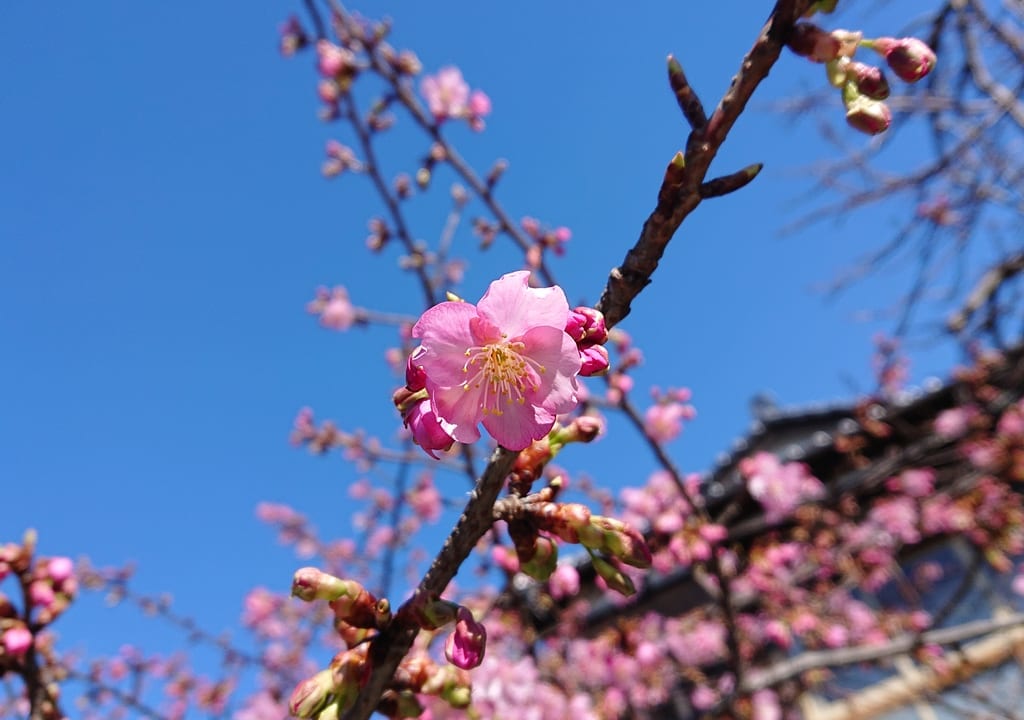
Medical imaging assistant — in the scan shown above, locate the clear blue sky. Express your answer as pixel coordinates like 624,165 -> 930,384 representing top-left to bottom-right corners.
2,0 -> 953,707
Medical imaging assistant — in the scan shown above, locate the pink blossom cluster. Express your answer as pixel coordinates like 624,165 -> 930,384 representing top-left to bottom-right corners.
0,533 -> 76,686
520,216 -> 571,268
643,387 -> 696,443
740,452 -> 825,524
420,67 -> 492,131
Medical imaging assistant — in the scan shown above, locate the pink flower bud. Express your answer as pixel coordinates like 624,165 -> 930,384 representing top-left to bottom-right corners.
444,607 -> 486,669
405,350 -> 427,392
47,557 -> 74,583
565,307 -> 608,345
404,398 -> 456,459
2,626 -> 33,658
870,37 -> 936,82
29,581 -> 55,608
291,567 -> 354,602
562,414 -> 605,444
289,669 -> 335,718
848,61 -> 890,100
316,40 -> 355,78
468,90 -> 491,118
579,344 -> 610,377
317,79 -> 341,104
844,91 -> 892,135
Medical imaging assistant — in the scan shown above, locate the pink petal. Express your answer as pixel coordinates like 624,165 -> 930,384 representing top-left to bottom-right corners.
476,271 -> 569,338
519,327 -> 581,413
481,396 -> 555,450
430,382 -> 484,445
412,301 -> 477,387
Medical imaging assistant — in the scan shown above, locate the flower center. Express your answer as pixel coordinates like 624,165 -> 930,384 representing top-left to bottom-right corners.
463,339 -> 545,415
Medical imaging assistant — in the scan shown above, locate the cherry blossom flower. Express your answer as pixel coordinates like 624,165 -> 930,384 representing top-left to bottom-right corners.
411,271 -> 581,450
741,452 -> 825,523
421,67 -> 470,120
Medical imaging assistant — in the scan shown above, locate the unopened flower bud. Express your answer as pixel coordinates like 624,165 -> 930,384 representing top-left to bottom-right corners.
288,669 -> 335,718
317,40 -> 355,78
318,79 -> 341,104
580,344 -> 610,376
867,37 -> 936,82
29,581 -> 55,608
444,606 -> 486,669
539,503 -> 591,544
589,516 -> 653,569
292,572 -> 389,629
558,415 -> 605,445
1,626 -> 32,658
591,555 -> 636,597
848,61 -> 890,100
520,535 -> 558,581
47,557 -> 74,583
405,351 -> 428,391
292,567 -> 356,602
844,86 -> 892,135
565,307 -> 609,346
404,399 -> 456,459
329,646 -> 370,713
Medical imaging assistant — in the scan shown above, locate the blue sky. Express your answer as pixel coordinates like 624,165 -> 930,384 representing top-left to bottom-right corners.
2,0 -> 953,708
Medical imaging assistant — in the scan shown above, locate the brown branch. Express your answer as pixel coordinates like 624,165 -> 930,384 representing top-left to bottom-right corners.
595,0 -> 813,328
340,2 -> 814,715
343,447 -> 518,720
947,251 -> 1024,332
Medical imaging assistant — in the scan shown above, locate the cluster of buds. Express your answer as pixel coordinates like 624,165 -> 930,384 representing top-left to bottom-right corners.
288,569 -> 398,718
314,39 -> 363,121
321,140 -> 363,179
521,217 -> 571,267
291,567 -> 391,630
388,652 -> 471,715
786,21 -> 936,135
288,583 -> 483,718
496,497 -> 652,596
565,306 -> 610,377
289,645 -> 371,719
1,530 -> 76,720
278,16 -> 309,57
